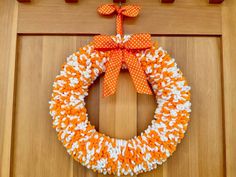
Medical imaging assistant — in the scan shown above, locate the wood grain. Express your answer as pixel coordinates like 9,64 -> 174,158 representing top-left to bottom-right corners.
1,1 -> 234,177
99,71 -> 137,140
222,1 -> 236,177
0,1 -> 18,177
17,0 -> 221,35
137,37 -> 224,177
12,36 -> 74,177
99,71 -> 137,177
11,36 -> 97,177
9,35 -> 225,177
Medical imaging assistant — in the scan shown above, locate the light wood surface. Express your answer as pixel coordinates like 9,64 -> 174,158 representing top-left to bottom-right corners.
222,1 -> 236,177
0,1 -> 18,177
0,1 -> 235,177
17,0 -> 222,35
9,36 -> 225,177
99,71 -> 137,177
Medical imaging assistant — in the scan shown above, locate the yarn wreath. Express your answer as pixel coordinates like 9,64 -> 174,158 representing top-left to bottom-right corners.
49,34 -> 191,176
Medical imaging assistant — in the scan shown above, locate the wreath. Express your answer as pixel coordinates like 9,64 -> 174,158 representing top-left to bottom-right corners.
49,4 -> 191,176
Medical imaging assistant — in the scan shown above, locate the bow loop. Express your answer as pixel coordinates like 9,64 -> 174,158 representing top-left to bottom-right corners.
124,33 -> 152,49
97,4 -> 116,15
93,35 -> 117,50
121,5 -> 140,17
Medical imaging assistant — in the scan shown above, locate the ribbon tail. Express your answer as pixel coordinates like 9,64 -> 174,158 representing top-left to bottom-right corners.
103,50 -> 122,97
124,52 -> 152,95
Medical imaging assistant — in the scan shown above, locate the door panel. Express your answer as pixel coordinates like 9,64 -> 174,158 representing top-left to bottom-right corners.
11,35 -> 224,177
17,0 -> 221,35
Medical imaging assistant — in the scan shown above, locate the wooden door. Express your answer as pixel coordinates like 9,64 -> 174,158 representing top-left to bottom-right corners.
1,1 -> 236,177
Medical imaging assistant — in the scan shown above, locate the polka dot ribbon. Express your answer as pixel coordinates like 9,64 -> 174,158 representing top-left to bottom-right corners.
97,4 -> 141,35
93,33 -> 153,97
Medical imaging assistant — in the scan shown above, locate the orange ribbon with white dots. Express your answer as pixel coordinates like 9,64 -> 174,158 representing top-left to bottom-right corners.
95,4 -> 152,97
93,33 -> 153,97
97,4 -> 140,35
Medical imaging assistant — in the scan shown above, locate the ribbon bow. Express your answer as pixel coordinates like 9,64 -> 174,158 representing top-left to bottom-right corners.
93,33 -> 153,97
97,4 -> 141,35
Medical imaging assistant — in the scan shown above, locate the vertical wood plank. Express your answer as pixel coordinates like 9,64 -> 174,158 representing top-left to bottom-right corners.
137,37 -> 224,177
99,71 -> 137,177
0,1 -> 18,177
11,35 -> 101,177
12,36 -> 77,177
99,71 -> 137,139
158,37 -> 224,177
222,1 -> 236,177
114,71 -> 137,139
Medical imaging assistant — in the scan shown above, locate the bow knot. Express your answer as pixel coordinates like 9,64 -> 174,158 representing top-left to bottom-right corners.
117,7 -> 124,14
118,43 -> 125,49
93,33 -> 153,97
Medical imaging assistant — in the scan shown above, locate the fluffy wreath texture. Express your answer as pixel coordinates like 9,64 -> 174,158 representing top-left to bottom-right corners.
49,34 -> 191,176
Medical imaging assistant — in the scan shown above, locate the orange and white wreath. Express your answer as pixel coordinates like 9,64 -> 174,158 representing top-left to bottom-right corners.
49,4 -> 191,176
